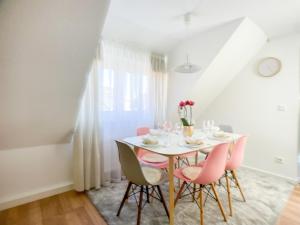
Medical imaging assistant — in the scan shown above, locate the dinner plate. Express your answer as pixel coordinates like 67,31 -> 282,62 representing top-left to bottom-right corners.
141,143 -> 160,148
141,154 -> 168,163
183,143 -> 203,148
213,133 -> 231,138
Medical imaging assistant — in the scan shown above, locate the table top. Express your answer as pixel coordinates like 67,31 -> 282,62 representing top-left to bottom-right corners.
123,130 -> 242,156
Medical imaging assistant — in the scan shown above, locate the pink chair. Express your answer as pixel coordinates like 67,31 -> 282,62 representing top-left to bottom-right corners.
136,127 -> 169,169
174,143 -> 230,225
224,136 -> 247,216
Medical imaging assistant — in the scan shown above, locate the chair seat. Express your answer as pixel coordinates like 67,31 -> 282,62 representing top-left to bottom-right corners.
174,166 -> 202,182
142,167 -> 162,184
182,166 -> 202,180
141,153 -> 168,163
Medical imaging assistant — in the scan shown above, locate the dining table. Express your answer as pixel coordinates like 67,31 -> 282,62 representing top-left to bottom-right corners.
123,129 -> 242,225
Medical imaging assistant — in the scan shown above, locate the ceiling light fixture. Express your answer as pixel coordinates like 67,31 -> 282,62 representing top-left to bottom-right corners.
175,12 -> 201,74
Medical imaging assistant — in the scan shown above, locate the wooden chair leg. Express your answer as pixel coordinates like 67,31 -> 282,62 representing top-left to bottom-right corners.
225,172 -> 233,216
117,182 -> 133,216
211,183 -> 227,222
137,185 -> 144,225
193,152 -> 198,203
156,185 -> 169,218
199,185 -> 204,225
231,170 -> 246,202
146,186 -> 150,203
185,158 -> 191,166
175,181 -> 186,205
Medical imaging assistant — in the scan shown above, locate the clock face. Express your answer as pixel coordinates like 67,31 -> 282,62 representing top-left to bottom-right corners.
258,57 -> 281,77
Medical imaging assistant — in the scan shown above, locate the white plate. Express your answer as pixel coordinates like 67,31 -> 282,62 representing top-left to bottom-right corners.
183,143 -> 203,148
141,154 -> 168,163
141,143 -> 160,148
213,133 -> 230,138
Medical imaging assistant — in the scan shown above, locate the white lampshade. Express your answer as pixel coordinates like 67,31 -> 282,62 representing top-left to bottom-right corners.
175,55 -> 201,73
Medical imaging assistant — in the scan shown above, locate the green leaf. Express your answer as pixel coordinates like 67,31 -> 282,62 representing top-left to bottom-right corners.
180,118 -> 189,126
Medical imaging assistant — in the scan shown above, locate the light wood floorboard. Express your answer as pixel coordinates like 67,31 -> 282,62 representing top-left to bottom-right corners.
276,185 -> 300,225
0,191 -> 107,225
1,185 -> 299,225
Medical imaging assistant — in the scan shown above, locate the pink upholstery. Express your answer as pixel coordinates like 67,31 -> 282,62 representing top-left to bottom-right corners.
196,136 -> 247,170
136,127 -> 150,157
225,136 -> 247,171
174,143 -> 229,185
136,127 -> 169,169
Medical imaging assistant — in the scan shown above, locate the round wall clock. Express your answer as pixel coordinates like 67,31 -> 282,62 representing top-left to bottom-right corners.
257,57 -> 281,77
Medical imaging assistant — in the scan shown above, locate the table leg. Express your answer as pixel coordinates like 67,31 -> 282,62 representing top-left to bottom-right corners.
168,156 -> 174,225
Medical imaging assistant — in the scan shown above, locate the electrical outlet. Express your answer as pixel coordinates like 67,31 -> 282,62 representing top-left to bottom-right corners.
277,105 -> 286,112
274,157 -> 284,164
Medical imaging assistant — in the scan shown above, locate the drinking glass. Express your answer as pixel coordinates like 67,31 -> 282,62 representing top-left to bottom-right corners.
163,121 -> 173,133
174,122 -> 182,135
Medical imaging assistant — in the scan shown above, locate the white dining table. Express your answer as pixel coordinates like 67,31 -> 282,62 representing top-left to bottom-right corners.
123,129 -> 241,225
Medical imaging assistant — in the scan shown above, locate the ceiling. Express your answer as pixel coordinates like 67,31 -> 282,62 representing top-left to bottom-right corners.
102,0 -> 300,53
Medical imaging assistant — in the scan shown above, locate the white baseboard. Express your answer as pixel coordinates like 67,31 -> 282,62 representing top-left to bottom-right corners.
241,164 -> 298,184
0,182 -> 74,211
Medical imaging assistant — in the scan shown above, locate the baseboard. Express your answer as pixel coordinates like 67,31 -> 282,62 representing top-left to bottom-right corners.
241,164 -> 298,184
0,182 -> 74,211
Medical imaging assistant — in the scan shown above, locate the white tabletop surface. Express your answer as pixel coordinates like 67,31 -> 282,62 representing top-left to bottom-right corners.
123,129 -> 241,156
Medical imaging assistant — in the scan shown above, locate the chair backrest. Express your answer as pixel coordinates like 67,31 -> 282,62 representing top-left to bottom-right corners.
136,127 -> 150,157
226,136 -> 247,170
137,127 -> 150,136
219,124 -> 233,133
115,140 -> 148,185
194,143 -> 229,185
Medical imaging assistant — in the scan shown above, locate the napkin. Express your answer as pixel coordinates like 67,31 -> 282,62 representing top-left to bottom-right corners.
142,136 -> 158,145
185,137 -> 203,145
214,131 -> 230,138
149,129 -> 163,136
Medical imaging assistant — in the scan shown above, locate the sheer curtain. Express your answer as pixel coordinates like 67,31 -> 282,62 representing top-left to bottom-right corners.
151,54 -> 168,125
73,40 -> 168,191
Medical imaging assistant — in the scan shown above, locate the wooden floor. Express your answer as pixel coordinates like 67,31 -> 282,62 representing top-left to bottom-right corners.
1,185 -> 299,225
0,191 -> 107,225
276,184 -> 300,225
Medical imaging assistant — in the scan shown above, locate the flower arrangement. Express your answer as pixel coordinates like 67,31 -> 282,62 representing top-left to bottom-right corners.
178,100 -> 195,126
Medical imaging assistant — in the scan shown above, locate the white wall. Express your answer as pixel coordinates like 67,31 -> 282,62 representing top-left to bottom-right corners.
167,19 -> 242,121
0,144 -> 73,210
0,0 -> 110,150
167,18 -> 267,122
200,33 -> 300,180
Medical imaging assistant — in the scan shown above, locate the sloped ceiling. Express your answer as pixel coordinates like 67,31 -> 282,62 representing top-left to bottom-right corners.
0,0 -> 110,150
167,18 -> 267,121
103,0 -> 300,53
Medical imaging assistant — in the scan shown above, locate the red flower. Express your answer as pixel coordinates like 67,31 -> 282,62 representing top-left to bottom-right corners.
185,100 -> 190,105
189,101 -> 195,106
179,101 -> 186,107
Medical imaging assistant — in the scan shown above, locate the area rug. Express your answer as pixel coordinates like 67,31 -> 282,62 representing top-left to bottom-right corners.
87,168 -> 294,225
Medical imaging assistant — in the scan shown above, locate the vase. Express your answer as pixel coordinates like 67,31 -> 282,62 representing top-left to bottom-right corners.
183,125 -> 194,137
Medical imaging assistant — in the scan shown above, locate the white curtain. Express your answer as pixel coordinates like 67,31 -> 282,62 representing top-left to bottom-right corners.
73,40 -> 168,191
151,54 -> 168,125
73,47 -> 102,191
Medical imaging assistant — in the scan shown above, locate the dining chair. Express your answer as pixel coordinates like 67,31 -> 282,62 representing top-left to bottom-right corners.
218,124 -> 233,133
224,136 -> 247,216
115,141 -> 169,225
136,127 -> 169,169
174,143 -> 230,225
